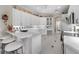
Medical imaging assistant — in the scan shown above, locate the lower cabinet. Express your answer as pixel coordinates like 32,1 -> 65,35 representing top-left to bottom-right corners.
22,34 -> 41,54
32,34 -> 41,54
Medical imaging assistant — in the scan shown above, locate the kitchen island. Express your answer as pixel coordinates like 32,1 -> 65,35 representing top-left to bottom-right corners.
64,35 -> 79,54
6,29 -> 42,54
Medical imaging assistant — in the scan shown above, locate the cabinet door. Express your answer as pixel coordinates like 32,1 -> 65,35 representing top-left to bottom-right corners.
21,11 -> 30,26
12,9 -> 22,26
40,17 -> 46,25
32,34 -> 41,53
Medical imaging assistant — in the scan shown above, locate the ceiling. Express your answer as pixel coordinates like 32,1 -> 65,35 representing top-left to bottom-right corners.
15,5 -> 70,17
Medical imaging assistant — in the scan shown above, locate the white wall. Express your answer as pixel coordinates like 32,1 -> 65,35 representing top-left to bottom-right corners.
0,5 -> 12,32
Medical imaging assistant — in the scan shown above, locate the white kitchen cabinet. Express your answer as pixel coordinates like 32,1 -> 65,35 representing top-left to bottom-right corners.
39,17 -> 46,25
12,8 -> 21,26
12,8 -> 47,26
32,34 -> 41,54
64,36 -> 79,54
22,33 -> 41,54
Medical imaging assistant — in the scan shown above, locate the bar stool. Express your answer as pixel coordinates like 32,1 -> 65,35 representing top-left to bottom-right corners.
0,31 -> 14,53
1,38 -> 16,54
5,41 -> 23,54
0,35 -> 12,53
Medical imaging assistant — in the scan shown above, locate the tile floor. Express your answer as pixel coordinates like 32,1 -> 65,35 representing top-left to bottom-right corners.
41,31 -> 63,54
0,31 -> 63,54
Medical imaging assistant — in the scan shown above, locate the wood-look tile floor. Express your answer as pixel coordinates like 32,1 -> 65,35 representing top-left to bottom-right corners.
41,31 -> 63,54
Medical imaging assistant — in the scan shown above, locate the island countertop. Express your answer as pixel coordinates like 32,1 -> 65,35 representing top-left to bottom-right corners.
6,30 -> 41,39
64,36 -> 79,51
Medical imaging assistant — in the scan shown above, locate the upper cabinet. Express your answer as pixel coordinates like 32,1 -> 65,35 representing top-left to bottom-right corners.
12,8 -> 47,26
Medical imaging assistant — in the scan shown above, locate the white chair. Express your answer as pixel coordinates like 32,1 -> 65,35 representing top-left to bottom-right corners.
0,32 -> 12,53
5,41 -> 23,54
1,38 -> 16,54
